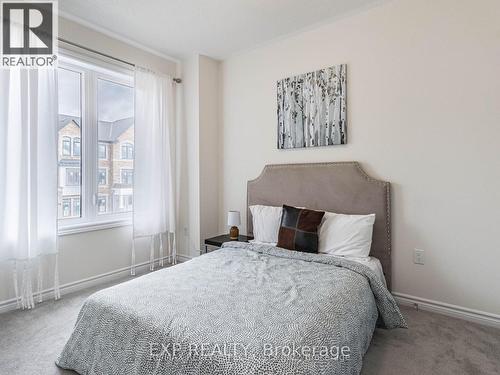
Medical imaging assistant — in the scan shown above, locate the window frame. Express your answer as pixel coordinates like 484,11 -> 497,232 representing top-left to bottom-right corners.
57,48 -> 134,235
122,194 -> 133,211
72,137 -> 81,156
98,142 -> 108,159
121,142 -> 134,160
72,198 -> 81,217
97,195 -> 108,214
120,168 -> 134,185
62,136 -> 71,156
65,167 -> 81,186
62,198 -> 71,218
98,168 -> 108,186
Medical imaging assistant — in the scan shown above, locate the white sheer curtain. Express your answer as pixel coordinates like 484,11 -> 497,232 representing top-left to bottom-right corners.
132,67 -> 177,274
0,69 -> 60,309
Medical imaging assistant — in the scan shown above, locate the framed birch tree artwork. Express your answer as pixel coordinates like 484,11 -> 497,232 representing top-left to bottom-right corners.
277,64 -> 347,149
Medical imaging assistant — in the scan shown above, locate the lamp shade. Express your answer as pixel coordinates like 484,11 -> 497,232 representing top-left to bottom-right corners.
227,211 -> 241,226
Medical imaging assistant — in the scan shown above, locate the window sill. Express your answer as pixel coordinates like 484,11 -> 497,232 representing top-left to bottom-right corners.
58,218 -> 132,236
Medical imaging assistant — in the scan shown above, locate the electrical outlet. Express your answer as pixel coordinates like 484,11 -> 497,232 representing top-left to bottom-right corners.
414,249 -> 425,265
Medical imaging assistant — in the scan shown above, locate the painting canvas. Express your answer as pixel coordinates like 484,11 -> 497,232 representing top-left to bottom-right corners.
277,64 -> 347,149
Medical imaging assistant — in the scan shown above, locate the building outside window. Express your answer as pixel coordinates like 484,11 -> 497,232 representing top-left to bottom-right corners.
58,66 -> 82,222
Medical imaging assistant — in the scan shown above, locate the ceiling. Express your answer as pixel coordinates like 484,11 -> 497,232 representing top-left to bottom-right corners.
59,0 -> 382,60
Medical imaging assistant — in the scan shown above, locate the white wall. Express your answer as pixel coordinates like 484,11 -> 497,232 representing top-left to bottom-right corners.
0,17 -> 180,306
199,56 -> 222,249
220,0 -> 500,315
181,54 -> 221,258
59,17 -> 177,76
182,54 -> 201,258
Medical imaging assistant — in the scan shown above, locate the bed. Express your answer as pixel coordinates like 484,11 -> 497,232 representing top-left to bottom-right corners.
56,162 -> 406,375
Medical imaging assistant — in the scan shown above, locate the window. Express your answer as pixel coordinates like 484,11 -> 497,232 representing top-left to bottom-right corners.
61,197 -> 81,218
66,168 -> 81,186
62,199 -> 71,217
97,196 -> 107,213
123,195 -> 133,211
72,198 -> 81,217
73,137 -> 81,156
121,143 -> 134,160
57,51 -> 134,232
62,136 -> 71,156
58,67 -> 82,221
121,169 -> 134,185
98,78 -> 134,215
113,194 -> 133,213
98,168 -> 107,185
98,143 -> 108,159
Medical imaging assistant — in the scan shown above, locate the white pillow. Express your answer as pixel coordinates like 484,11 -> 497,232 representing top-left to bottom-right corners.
318,212 -> 375,257
249,205 -> 283,243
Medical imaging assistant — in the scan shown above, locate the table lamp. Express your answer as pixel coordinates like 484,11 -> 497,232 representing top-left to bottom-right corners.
227,211 -> 241,240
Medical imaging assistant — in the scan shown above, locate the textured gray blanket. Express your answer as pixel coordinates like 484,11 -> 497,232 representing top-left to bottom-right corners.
56,242 -> 406,375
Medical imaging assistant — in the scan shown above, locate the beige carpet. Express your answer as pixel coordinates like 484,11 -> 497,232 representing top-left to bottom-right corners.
0,278 -> 499,375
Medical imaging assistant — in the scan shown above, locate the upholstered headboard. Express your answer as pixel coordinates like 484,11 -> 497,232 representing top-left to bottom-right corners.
247,162 -> 392,289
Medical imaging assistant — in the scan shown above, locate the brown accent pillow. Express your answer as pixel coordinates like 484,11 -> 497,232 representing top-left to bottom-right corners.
277,205 -> 325,253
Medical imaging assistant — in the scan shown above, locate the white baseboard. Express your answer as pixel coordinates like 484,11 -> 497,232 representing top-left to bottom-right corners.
0,256 -> 183,314
393,292 -> 500,329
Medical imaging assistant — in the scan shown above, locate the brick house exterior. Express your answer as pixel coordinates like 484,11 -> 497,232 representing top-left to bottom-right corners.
58,115 -> 134,218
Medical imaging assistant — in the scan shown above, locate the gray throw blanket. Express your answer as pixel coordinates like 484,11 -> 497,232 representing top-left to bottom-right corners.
57,242 -> 406,375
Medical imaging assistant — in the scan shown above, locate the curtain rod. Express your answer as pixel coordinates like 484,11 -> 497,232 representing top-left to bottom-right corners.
58,38 -> 182,83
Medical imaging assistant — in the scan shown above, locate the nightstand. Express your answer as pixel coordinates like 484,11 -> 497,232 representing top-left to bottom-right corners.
204,234 -> 254,253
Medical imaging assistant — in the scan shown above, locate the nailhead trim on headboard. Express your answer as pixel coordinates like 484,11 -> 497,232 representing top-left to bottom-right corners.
247,162 -> 392,289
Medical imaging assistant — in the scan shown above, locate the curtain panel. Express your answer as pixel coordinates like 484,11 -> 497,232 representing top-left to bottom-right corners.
0,69 -> 60,309
132,67 -> 177,273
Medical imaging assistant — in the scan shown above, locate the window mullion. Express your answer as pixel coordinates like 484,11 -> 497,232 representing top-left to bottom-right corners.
83,70 -> 97,220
